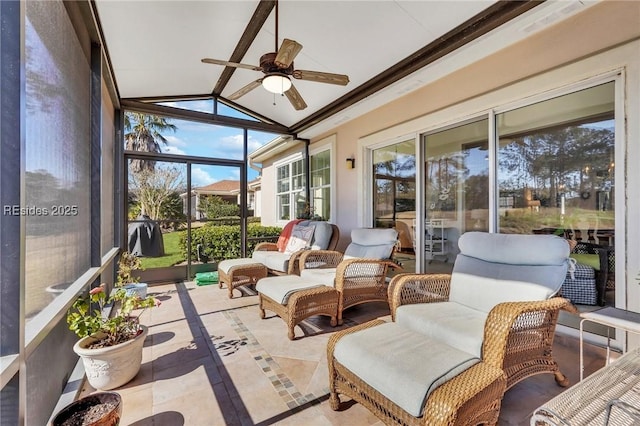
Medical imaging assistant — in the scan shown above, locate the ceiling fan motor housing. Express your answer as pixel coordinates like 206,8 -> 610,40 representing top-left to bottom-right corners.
260,52 -> 294,75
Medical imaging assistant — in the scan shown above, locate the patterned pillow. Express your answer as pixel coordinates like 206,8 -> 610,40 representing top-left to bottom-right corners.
284,224 -> 315,255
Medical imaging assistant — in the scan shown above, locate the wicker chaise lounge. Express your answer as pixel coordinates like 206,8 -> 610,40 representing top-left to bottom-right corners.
256,228 -> 399,339
327,232 -> 573,425
252,220 -> 340,275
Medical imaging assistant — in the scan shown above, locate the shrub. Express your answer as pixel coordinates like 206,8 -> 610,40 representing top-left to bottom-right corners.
180,223 -> 282,262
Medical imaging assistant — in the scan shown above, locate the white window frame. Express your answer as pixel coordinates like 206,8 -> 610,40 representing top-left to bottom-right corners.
274,152 -> 305,224
309,135 -> 336,223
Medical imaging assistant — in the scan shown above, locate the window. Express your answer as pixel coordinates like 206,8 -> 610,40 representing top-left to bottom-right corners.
276,149 -> 332,222
276,159 -> 305,221
373,139 -> 416,231
310,150 -> 331,220
496,82 -> 615,240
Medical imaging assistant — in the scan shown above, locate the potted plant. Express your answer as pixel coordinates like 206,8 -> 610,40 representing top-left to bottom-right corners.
67,283 -> 159,390
51,391 -> 122,426
116,251 -> 147,298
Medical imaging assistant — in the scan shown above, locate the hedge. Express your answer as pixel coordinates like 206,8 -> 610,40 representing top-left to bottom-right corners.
180,223 -> 282,262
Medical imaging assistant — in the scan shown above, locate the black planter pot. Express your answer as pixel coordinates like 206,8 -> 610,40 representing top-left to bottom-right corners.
51,392 -> 122,426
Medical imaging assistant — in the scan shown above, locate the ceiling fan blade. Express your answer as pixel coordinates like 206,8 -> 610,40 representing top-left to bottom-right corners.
292,69 -> 349,86
285,83 -> 307,111
274,39 -> 303,68
201,58 -> 261,71
228,79 -> 263,100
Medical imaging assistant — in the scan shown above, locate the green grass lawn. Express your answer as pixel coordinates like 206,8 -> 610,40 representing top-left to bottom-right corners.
139,231 -> 185,269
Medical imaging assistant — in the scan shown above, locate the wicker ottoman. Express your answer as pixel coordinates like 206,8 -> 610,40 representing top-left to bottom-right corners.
218,259 -> 268,299
256,275 -> 339,340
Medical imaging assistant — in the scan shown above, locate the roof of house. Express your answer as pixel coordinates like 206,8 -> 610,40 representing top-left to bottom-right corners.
196,180 -> 239,192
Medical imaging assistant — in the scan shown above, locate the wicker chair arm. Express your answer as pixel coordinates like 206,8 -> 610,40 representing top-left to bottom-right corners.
482,297 -> 571,369
333,259 -> 396,293
423,362 -> 506,425
388,273 -> 452,320
286,250 -> 307,275
298,250 -> 344,271
254,242 -> 279,252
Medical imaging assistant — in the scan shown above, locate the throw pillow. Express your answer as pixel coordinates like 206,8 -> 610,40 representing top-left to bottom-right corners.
284,224 -> 315,255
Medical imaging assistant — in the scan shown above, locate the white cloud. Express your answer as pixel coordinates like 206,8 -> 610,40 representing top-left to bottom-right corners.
216,134 -> 265,156
164,135 -> 187,147
191,167 -> 217,187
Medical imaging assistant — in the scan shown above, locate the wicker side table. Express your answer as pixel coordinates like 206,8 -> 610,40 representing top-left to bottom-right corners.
531,347 -> 640,425
218,259 -> 268,299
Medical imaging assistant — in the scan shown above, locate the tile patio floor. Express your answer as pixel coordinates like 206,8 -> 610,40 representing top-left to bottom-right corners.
79,280 -> 610,425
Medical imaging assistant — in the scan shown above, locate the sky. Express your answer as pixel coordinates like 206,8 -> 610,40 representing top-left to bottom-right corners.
152,99 -> 280,187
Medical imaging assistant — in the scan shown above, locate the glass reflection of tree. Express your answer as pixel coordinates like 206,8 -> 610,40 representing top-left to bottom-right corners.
426,153 -> 467,215
374,150 -> 416,224
499,126 -> 614,210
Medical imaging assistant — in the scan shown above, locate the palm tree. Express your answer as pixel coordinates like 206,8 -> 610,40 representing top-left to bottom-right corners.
124,112 -> 177,173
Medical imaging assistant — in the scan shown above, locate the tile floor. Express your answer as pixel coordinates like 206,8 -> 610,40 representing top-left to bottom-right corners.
79,280 -> 610,425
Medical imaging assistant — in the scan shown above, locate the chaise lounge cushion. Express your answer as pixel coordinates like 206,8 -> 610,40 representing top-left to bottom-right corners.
256,275 -> 326,304
333,322 -> 480,417
343,228 -> 398,260
252,220 -> 337,274
251,250 -> 292,274
450,232 -> 570,313
395,302 -> 487,357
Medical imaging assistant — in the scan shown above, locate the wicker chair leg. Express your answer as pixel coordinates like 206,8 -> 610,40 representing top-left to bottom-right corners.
554,370 -> 570,387
329,392 -> 341,410
259,299 -> 266,319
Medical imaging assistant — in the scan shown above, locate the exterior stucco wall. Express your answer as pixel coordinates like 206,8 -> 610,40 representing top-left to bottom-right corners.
258,1 -> 640,318
307,1 -> 640,262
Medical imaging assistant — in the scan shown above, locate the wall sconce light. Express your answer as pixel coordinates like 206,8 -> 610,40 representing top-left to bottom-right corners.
346,157 -> 355,169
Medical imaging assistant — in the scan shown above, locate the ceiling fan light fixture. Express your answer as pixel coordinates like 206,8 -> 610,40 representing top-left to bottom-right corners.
262,73 -> 291,95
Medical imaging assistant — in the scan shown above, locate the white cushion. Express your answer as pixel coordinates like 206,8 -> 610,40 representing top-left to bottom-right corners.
395,302 -> 487,357
251,250 -> 291,273
218,258 -> 264,274
334,322 -> 479,417
309,221 -> 333,250
300,268 -> 336,286
450,255 -> 568,313
343,228 -> 398,260
284,224 -> 316,255
256,275 -> 326,304
449,232 -> 570,313
458,232 -> 569,266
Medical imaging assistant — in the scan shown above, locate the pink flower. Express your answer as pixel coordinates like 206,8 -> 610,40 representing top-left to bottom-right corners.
155,300 -> 162,307
89,284 -> 106,295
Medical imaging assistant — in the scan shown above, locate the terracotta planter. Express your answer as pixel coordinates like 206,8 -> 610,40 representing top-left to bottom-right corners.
51,391 -> 122,426
73,325 -> 148,390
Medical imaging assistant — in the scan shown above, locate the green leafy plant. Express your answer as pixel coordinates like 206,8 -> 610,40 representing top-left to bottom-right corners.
66,283 -> 159,349
116,252 -> 144,286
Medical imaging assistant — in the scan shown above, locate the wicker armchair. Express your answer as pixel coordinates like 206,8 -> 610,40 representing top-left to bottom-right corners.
388,274 -> 573,390
327,232 -> 573,425
298,228 -> 400,325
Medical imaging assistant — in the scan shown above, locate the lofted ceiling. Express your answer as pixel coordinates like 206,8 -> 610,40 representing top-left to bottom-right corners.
95,0 -> 596,139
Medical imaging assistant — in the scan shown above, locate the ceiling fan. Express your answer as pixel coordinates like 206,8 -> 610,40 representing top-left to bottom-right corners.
201,1 -> 349,110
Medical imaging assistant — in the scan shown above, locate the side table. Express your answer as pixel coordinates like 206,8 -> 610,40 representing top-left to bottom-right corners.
531,347 -> 640,425
579,307 -> 640,380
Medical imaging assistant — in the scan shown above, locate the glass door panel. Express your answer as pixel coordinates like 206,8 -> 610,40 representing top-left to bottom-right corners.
373,140 -> 416,272
423,119 -> 489,272
127,159 -> 187,279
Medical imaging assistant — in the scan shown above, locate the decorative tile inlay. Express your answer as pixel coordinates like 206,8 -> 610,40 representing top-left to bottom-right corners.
222,309 -> 326,409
